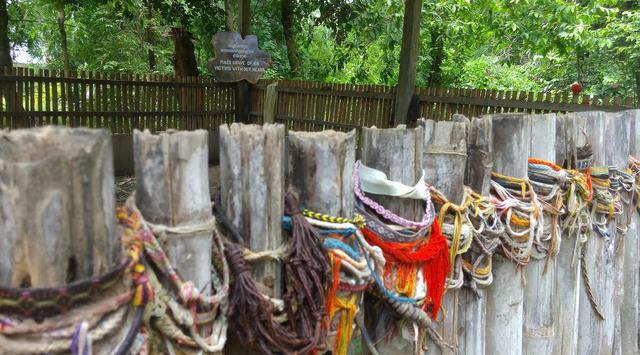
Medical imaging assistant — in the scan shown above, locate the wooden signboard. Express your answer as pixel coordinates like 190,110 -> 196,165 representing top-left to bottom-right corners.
207,31 -> 272,84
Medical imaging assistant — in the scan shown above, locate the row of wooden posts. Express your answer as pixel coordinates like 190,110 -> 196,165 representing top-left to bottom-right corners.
1,109 -> 639,354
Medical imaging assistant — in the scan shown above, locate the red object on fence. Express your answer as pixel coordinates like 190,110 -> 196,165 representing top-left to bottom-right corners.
571,81 -> 583,95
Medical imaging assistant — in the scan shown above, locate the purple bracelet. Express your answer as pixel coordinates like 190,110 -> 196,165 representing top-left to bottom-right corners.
353,160 -> 435,229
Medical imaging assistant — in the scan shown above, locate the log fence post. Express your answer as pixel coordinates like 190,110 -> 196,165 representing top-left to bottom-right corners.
484,113 -> 532,355
522,113 -> 557,354
359,125 -> 424,353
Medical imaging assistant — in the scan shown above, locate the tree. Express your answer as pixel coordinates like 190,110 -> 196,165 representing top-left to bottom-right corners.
55,0 -> 69,70
281,0 -> 300,76
0,0 -> 11,67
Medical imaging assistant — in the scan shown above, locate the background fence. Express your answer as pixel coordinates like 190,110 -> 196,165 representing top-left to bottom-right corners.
0,67 -> 235,132
1,67 -> 637,133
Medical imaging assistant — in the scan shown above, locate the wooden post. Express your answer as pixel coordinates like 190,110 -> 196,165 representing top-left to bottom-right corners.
464,116 -> 493,196
0,126 -> 117,287
420,118 -> 468,355
219,123 -> 285,298
458,115 -> 493,355
235,0 -> 252,124
552,113 -> 580,355
0,126 -> 131,352
287,130 -> 356,217
394,0 -> 422,125
485,113 -> 532,355
575,110 -> 630,354
133,129 -> 212,297
287,129 -> 356,351
263,83 -> 278,124
606,110 -> 633,355
622,109 -> 640,355
359,125 -> 423,353
523,113 -> 557,354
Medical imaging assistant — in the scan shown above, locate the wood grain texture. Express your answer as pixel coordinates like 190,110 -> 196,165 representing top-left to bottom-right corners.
219,123 -> 284,298
0,126 -> 117,287
523,113 -> 557,354
552,113 -> 580,355
623,109 -> 640,355
464,116 -> 493,196
485,113 -> 532,355
287,129 -> 356,217
133,129 -> 212,297
574,110 -> 630,355
420,118 -> 469,355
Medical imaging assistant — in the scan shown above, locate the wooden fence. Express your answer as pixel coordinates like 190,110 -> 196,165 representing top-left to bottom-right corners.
1,68 -> 637,134
251,80 -> 637,132
0,67 -> 235,133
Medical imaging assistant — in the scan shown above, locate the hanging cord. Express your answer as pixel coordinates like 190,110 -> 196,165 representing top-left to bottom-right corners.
214,192 -> 329,354
301,214 -> 454,353
462,187 -> 503,291
528,158 -> 566,273
124,197 -> 229,353
580,242 -> 606,320
430,187 -> 474,290
490,172 -> 543,278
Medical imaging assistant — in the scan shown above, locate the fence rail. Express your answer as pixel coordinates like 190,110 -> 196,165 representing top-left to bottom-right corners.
0,67 -> 235,133
1,67 -> 636,134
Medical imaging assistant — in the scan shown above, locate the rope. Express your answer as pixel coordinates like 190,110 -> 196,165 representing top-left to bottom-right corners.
580,242 -> 606,320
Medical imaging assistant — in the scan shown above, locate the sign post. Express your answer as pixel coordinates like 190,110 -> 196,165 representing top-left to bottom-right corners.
208,31 -> 271,123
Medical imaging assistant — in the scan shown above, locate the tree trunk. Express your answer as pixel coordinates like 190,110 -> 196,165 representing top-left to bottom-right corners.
225,0 -> 235,32
0,0 -> 11,67
428,28 -> 445,87
281,0 -> 301,77
170,27 -> 199,77
634,69 -> 639,103
143,0 -> 156,71
57,1 -> 70,71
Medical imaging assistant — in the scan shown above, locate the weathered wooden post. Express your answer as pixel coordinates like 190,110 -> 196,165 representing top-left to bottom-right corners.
606,110 -> 633,355
0,127 -> 118,286
394,0 -> 422,125
133,129 -> 212,297
359,125 -> 424,353
0,126 -> 129,351
287,129 -> 356,351
485,113 -> 532,355
420,118 -> 468,355
458,115 -> 494,355
552,113 -> 581,355
219,123 -> 285,298
575,110 -> 630,354
263,83 -> 278,124
287,130 -> 356,217
622,109 -> 640,355
523,113 -> 557,354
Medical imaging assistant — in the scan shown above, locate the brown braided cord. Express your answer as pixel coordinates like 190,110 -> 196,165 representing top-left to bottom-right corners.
214,190 -> 330,354
283,193 -> 331,347
225,242 -> 321,354
580,242 -> 606,320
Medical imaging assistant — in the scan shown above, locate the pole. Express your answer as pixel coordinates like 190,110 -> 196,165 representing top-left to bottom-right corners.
394,0 -> 422,125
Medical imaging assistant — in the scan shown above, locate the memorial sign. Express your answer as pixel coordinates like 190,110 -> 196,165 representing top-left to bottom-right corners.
207,32 -> 272,84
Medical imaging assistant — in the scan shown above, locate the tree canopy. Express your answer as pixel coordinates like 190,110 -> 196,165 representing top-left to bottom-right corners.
5,0 -> 640,97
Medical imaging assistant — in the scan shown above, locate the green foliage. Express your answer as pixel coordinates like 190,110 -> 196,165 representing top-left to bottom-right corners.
6,0 -> 640,98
